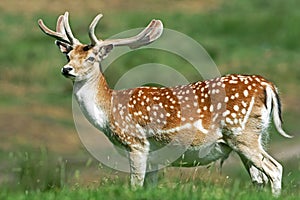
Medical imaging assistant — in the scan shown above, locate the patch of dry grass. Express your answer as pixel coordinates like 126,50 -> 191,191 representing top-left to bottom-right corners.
0,0 -> 221,16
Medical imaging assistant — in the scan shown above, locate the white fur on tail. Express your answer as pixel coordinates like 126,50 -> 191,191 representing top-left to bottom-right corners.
265,86 -> 293,138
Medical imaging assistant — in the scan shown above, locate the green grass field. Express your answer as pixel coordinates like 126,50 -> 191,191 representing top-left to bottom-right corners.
0,182 -> 298,200
0,0 -> 299,199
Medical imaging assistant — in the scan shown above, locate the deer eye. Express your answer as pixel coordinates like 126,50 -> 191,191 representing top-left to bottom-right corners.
87,56 -> 95,62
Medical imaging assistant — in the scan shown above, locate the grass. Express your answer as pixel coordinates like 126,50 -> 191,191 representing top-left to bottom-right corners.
0,0 -> 300,199
2,148 -> 300,199
0,179 -> 299,200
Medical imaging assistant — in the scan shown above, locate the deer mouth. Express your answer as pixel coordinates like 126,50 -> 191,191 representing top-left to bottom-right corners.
62,73 -> 76,79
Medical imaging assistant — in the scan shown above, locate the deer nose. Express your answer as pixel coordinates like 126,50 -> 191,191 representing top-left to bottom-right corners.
61,66 -> 73,75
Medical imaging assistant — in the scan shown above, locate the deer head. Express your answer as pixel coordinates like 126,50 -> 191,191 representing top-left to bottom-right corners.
38,12 -> 163,81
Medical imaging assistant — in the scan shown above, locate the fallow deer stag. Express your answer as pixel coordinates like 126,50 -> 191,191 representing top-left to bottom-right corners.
38,12 -> 291,196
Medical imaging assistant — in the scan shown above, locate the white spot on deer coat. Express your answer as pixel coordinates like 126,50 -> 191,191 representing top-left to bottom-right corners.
224,97 -> 229,103
233,105 -> 239,112
217,103 -> 222,110
209,105 -> 214,112
243,90 -> 249,97
222,110 -> 230,117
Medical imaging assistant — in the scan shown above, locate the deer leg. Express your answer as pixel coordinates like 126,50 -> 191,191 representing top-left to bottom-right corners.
129,149 -> 148,189
239,153 -> 269,188
234,135 -> 283,197
259,150 -> 283,197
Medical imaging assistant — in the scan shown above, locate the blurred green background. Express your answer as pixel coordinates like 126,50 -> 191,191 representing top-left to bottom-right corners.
0,0 -> 299,199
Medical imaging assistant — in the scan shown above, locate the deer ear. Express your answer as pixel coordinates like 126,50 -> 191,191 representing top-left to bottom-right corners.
55,40 -> 73,53
98,44 -> 113,60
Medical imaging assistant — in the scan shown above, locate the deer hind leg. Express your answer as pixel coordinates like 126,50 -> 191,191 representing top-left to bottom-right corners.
239,153 -> 269,188
259,149 -> 283,197
233,132 -> 283,197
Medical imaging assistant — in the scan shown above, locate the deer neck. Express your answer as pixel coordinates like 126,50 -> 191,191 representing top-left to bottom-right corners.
73,69 -> 112,131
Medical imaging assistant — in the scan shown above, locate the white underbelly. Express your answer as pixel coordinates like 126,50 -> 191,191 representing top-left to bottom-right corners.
170,142 -> 232,167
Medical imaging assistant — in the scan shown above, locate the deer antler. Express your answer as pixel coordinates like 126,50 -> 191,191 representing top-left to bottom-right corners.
39,12 -> 163,50
62,12 -> 80,45
87,14 -> 163,49
103,19 -> 163,49
38,12 -> 80,45
89,14 -> 103,46
38,16 -> 68,44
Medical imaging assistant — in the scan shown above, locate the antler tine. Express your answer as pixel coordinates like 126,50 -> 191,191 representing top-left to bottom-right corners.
101,19 -> 163,49
56,15 -> 66,35
89,14 -> 103,46
63,12 -> 80,45
38,18 -> 70,44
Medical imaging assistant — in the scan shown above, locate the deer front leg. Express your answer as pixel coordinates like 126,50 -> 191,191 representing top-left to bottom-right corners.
129,147 -> 148,189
